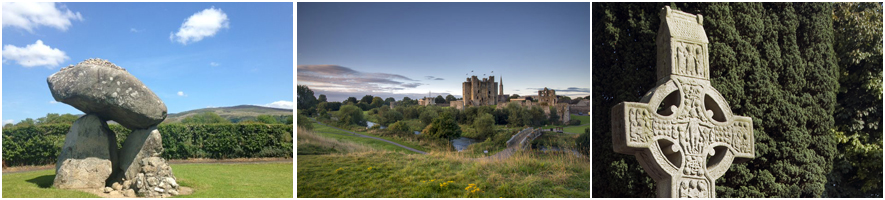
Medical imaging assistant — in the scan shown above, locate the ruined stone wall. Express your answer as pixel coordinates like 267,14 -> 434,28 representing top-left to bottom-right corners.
569,100 -> 590,114
462,75 -> 498,106
538,87 -> 557,106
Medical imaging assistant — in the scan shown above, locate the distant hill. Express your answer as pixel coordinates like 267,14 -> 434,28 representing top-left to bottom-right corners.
162,105 -> 293,123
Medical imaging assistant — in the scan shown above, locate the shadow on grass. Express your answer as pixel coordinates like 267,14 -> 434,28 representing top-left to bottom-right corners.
26,175 -> 55,188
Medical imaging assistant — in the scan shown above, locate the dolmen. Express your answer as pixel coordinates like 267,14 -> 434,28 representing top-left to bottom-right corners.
49,58 -> 180,197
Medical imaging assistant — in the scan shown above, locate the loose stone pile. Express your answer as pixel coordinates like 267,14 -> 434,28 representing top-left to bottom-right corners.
49,58 -> 178,197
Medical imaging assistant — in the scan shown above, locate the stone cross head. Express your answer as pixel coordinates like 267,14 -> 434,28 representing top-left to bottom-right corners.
611,6 -> 755,198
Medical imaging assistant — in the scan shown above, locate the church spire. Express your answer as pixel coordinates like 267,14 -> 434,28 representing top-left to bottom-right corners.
499,76 -> 504,96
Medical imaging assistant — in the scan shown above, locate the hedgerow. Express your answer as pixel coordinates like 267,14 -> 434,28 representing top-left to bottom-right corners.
2,123 -> 293,167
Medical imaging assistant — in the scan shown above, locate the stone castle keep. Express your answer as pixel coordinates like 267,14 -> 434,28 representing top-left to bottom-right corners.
461,75 -> 507,106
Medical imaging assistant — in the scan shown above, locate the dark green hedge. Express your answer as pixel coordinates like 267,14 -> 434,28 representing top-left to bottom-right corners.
2,123 -> 293,167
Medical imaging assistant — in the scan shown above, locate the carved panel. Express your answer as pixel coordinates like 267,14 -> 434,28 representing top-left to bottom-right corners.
678,179 -> 710,198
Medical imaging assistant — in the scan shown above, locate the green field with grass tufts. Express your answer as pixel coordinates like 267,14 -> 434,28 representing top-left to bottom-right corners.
2,162 -> 293,198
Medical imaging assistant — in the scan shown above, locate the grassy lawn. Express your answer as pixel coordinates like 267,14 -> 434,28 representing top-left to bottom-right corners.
312,121 -> 426,154
538,114 -> 590,134
2,162 -> 293,198
297,150 -> 589,198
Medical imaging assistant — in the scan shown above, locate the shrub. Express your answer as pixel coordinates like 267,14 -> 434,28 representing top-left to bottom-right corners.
568,119 -> 582,126
336,105 -> 366,126
576,127 -> 590,157
2,123 -> 294,166
473,113 -> 496,139
388,121 -> 411,134
422,112 -> 461,140
297,112 -> 313,131
419,109 -> 438,125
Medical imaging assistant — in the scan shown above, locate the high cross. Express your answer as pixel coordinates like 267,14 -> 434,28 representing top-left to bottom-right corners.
611,6 -> 755,198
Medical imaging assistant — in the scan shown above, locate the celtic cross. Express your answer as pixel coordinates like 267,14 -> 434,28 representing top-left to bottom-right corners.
611,6 -> 755,198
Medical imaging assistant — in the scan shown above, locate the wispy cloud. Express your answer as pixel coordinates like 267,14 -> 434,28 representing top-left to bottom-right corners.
170,7 -> 229,45
425,76 -> 444,81
3,119 -> 14,125
130,28 -> 141,33
260,100 -> 294,109
209,62 -> 219,67
49,100 -> 59,104
2,2 -> 83,32
177,91 -> 187,97
2,40 -> 69,68
297,65 -> 424,93
526,87 -> 590,93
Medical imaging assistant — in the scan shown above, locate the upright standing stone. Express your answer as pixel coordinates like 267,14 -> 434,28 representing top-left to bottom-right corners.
611,6 -> 755,198
54,114 -> 117,189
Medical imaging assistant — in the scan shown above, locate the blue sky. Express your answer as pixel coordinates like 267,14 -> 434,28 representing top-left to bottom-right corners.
2,2 -> 293,125
297,2 -> 590,102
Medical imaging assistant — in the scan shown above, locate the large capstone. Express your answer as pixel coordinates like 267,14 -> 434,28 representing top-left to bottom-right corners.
55,114 -> 118,177
47,58 -> 167,130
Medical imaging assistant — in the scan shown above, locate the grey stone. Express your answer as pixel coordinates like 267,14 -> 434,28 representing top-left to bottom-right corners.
154,187 -> 165,193
123,189 -> 136,197
55,114 -> 118,174
104,187 -> 113,193
169,189 -> 179,196
123,180 -> 131,190
165,177 -> 178,187
53,157 -> 112,189
108,190 -> 121,197
112,182 -> 122,191
116,127 -> 163,183
610,6 -> 755,198
147,176 -> 158,187
47,58 -> 166,130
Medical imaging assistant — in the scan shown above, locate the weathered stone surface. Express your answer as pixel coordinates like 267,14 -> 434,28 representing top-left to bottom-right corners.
123,189 -> 136,197
53,157 -> 112,189
116,127 -> 163,183
133,157 -> 178,197
47,58 -> 167,130
610,6 -> 755,198
55,114 -> 118,172
54,114 -> 118,189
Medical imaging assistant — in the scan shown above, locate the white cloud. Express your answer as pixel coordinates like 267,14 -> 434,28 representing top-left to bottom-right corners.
261,100 -> 294,109
177,91 -> 187,97
210,62 -> 219,67
2,40 -> 69,67
171,7 -> 229,45
130,28 -> 139,33
2,2 -> 83,32
49,100 -> 59,104
3,119 -> 14,125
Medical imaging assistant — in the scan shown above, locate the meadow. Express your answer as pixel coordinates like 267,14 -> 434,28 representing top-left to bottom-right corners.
2,162 -> 293,198
296,127 -> 589,197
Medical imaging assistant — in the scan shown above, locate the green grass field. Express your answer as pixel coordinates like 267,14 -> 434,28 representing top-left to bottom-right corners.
297,150 -> 588,198
2,162 -> 293,198
311,121 -> 427,154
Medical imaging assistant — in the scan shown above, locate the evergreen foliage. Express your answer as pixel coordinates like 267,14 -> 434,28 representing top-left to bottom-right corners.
593,2 -> 840,197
